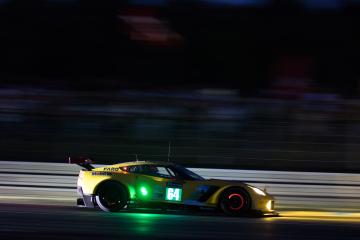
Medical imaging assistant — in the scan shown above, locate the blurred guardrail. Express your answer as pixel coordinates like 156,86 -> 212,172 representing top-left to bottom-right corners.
2,88 -> 360,173
0,161 -> 360,212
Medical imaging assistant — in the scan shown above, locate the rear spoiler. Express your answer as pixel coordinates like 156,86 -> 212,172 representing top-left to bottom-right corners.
68,156 -> 94,171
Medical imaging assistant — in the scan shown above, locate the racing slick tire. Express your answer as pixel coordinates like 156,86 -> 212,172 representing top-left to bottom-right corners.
219,187 -> 251,216
95,181 -> 128,212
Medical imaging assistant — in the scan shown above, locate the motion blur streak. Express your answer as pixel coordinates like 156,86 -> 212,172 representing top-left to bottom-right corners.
0,204 -> 360,240
281,211 -> 360,218
280,211 -> 360,222
2,88 -> 360,174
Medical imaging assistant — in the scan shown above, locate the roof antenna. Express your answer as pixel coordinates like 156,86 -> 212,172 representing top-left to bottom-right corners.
167,141 -> 171,162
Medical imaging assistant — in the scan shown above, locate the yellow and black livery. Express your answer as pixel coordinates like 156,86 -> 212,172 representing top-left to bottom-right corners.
72,158 -> 275,216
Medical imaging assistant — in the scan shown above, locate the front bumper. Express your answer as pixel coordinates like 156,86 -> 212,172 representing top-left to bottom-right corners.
250,198 -> 277,217
253,195 -> 276,213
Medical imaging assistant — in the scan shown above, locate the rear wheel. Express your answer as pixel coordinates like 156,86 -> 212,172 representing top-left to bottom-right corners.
219,187 -> 251,216
95,181 -> 128,212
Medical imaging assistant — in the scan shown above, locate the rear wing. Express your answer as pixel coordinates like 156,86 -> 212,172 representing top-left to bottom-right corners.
68,156 -> 94,171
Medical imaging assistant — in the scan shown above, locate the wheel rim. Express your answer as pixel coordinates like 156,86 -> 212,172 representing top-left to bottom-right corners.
98,185 -> 126,209
227,193 -> 244,211
101,190 -> 121,207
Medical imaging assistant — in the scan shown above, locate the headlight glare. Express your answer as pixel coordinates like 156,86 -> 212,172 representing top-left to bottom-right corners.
266,200 -> 274,211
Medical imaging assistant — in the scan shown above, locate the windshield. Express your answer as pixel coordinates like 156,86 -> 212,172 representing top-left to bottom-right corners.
171,165 -> 205,181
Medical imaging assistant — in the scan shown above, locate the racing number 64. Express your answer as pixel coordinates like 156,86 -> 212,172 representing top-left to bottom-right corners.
166,188 -> 182,201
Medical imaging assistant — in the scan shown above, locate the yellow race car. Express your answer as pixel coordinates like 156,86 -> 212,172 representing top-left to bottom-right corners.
71,158 -> 275,216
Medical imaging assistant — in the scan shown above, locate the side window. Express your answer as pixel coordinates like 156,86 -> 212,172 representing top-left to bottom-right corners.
157,166 -> 174,178
165,167 -> 175,177
167,166 -> 184,180
141,165 -> 159,176
128,165 -> 141,173
139,165 -> 174,178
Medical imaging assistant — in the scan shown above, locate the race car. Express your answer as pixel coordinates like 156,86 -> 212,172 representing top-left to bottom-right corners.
71,158 -> 275,216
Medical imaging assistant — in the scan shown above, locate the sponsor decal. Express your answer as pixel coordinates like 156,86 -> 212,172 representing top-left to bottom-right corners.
92,172 -> 112,176
103,167 -> 120,171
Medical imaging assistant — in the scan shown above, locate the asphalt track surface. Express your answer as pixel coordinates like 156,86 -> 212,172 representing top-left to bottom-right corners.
1,204 -> 360,240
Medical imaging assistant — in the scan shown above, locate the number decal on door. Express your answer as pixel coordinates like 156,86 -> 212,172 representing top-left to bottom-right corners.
165,187 -> 182,201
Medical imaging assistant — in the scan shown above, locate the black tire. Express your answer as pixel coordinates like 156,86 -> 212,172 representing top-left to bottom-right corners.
95,181 -> 128,212
219,187 -> 251,216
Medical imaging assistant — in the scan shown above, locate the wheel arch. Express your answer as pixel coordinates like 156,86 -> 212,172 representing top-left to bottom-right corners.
94,179 -> 130,201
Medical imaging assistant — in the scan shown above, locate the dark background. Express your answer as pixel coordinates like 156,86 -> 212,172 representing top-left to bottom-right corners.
1,0 -> 360,172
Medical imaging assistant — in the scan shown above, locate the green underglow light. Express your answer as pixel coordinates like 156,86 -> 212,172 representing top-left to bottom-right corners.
128,186 -> 136,199
140,186 -> 148,196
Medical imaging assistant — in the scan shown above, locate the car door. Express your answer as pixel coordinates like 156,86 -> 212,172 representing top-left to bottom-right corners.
165,165 -> 208,205
132,164 -> 179,203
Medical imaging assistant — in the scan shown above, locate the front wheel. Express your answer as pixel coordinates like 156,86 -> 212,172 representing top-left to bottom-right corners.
95,181 -> 128,212
219,187 -> 251,216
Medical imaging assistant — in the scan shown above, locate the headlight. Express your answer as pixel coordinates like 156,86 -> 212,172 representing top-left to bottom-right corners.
266,200 -> 274,211
249,186 -> 266,196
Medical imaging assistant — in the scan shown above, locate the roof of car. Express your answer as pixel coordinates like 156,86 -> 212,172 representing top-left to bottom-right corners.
111,161 -> 177,167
